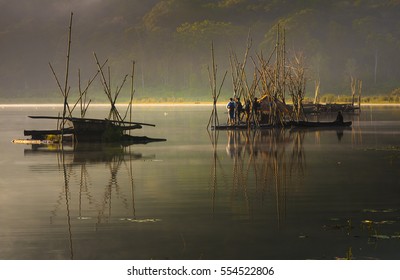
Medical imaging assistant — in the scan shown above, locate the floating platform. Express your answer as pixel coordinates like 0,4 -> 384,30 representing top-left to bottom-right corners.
24,128 -> 75,140
303,103 -> 360,114
23,115 -> 165,143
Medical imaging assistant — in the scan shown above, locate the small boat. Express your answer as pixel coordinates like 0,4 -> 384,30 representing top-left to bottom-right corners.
290,120 -> 352,128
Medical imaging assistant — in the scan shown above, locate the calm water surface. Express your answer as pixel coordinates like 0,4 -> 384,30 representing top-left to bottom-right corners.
0,105 -> 400,260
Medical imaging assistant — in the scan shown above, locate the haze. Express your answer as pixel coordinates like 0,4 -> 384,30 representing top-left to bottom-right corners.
1,0 -> 399,102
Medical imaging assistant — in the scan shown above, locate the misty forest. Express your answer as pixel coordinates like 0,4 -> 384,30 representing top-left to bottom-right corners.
1,0 -> 400,103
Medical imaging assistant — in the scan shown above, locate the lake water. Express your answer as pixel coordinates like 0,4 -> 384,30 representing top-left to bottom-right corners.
0,104 -> 400,260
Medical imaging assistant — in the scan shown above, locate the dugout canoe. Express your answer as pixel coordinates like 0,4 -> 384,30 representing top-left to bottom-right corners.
290,121 -> 352,128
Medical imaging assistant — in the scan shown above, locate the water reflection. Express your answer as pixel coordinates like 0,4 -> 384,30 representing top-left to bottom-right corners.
209,125 -> 355,225
209,129 -> 293,224
290,125 -> 352,142
24,143 -> 155,259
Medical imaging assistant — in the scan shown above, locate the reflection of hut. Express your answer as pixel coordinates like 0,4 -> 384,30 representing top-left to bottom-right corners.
24,142 -> 154,164
26,141 -> 158,258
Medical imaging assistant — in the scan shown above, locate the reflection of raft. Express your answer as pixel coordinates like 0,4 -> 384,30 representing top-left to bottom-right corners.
212,123 -> 289,130
23,142 -> 156,163
212,120 -> 351,130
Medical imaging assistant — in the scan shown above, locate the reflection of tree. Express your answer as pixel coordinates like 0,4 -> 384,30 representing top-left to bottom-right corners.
97,155 -> 124,224
26,143 -> 153,259
289,130 -> 306,176
208,130 -> 225,215
209,128 -> 306,225
61,151 -> 74,260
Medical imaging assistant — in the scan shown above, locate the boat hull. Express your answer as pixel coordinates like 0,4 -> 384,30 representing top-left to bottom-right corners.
290,121 -> 352,128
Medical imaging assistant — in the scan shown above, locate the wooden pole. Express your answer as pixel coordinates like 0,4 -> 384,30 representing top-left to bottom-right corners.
351,76 -> 356,106
62,12 -> 73,142
207,42 -> 217,129
282,27 -> 286,104
93,52 -> 124,122
129,61 -> 135,127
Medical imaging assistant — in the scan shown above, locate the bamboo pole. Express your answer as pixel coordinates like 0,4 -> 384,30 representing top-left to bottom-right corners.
351,76 -> 356,106
314,79 -> 320,105
130,61 -> 135,124
122,61 -> 136,126
207,42 -> 219,129
73,62 -> 106,118
61,12 -> 74,142
93,52 -> 124,122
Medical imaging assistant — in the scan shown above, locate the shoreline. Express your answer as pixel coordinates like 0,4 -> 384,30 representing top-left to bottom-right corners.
1,102 -> 400,108
0,103 -> 212,108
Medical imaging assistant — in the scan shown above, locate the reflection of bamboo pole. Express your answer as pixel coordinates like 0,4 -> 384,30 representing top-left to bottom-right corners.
358,80 -> 362,112
209,127 -> 298,226
207,129 -> 219,215
128,146 -> 136,218
289,131 -> 306,176
61,153 -> 74,259
79,164 -> 84,219
212,133 -> 217,215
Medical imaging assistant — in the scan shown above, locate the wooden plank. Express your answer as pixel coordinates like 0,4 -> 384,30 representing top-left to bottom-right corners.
28,115 -> 156,127
24,128 -> 75,136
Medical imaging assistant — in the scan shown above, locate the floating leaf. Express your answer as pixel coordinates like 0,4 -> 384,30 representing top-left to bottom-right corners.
371,235 -> 390,239
361,220 -> 395,225
361,220 -> 373,225
375,220 -> 396,225
124,218 -> 162,223
363,209 -> 398,213
77,216 -> 92,220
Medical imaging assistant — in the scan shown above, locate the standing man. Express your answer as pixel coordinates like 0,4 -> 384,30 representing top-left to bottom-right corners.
235,97 -> 243,124
226,98 -> 236,125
